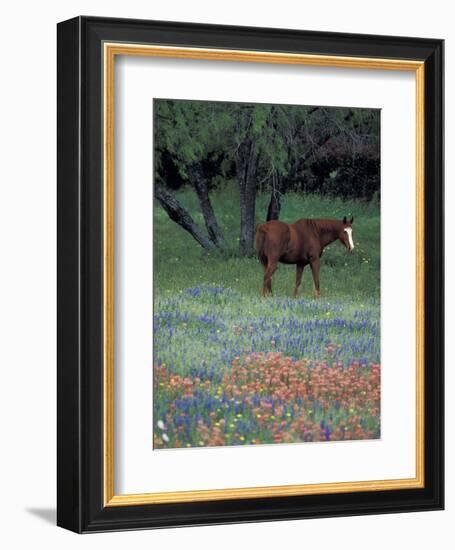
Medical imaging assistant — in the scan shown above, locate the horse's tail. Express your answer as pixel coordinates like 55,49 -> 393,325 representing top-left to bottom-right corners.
255,224 -> 268,266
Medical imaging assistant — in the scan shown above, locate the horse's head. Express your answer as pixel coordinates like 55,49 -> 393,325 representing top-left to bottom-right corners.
339,216 -> 354,252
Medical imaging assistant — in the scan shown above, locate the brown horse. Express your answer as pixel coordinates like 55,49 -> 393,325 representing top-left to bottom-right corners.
255,216 -> 354,297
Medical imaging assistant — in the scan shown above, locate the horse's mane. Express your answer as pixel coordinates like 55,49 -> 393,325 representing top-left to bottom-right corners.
305,218 -> 342,235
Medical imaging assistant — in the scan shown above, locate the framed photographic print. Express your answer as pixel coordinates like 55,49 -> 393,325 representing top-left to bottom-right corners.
57,16 -> 444,533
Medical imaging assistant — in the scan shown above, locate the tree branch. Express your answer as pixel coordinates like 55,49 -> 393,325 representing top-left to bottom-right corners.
188,164 -> 226,249
154,183 -> 216,251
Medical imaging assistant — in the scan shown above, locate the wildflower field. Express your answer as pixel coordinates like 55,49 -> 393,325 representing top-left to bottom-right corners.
153,185 -> 380,449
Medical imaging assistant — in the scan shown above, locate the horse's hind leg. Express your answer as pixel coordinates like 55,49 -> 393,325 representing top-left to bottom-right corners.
263,259 -> 278,296
310,258 -> 321,298
259,254 -> 268,295
261,272 -> 268,296
294,264 -> 305,298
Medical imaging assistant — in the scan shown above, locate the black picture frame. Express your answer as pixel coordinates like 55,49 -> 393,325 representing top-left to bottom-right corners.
57,16 -> 444,533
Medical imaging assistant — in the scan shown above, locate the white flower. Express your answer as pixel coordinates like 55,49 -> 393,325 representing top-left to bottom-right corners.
157,420 -> 166,431
162,433 -> 169,443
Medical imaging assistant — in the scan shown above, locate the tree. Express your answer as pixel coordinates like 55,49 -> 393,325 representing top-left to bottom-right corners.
154,181 -> 216,251
228,104 -> 275,255
154,99 -> 380,256
154,100 -> 228,250
261,106 -> 380,219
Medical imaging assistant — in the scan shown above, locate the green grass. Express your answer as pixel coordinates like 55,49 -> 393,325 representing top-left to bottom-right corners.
154,182 -> 380,299
153,184 -> 381,447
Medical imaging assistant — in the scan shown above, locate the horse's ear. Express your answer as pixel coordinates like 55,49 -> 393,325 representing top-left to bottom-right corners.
343,216 -> 347,224
350,216 -> 354,224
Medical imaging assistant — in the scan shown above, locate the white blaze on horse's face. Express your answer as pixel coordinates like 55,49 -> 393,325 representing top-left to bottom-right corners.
344,227 -> 354,251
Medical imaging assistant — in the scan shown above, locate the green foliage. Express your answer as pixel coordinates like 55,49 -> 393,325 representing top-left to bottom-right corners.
305,154 -> 380,199
155,99 -> 380,200
154,99 -> 231,180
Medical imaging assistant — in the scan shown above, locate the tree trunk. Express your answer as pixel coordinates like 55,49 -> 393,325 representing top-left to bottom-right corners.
266,171 -> 283,221
235,139 -> 258,256
154,183 -> 216,251
188,164 -> 226,249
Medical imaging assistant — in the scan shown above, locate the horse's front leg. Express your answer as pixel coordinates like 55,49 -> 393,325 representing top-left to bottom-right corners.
310,258 -> 321,298
294,264 -> 304,298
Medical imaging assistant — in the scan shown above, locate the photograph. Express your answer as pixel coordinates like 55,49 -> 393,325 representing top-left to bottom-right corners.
52,12 -> 444,535
153,98 -> 381,449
